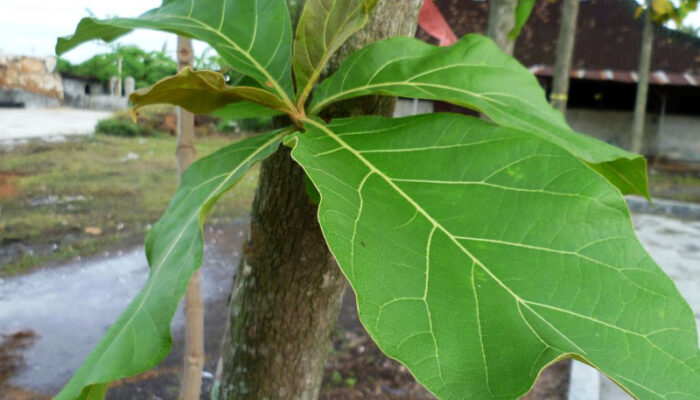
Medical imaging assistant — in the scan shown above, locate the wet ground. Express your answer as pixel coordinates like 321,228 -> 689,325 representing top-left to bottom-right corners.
0,223 -> 246,400
0,212 -> 698,399
0,108 -> 110,142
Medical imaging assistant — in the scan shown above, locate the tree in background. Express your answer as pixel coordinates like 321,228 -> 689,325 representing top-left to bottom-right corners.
487,0 -> 518,54
679,23 -> 700,36
57,45 -> 177,89
631,0 -> 698,154
550,0 -> 579,114
631,0 -> 655,154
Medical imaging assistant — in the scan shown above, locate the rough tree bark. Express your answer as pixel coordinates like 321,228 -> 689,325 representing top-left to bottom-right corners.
487,0 -> 518,55
216,1 -> 422,399
631,1 -> 654,154
175,36 -> 205,400
550,0 -> 580,114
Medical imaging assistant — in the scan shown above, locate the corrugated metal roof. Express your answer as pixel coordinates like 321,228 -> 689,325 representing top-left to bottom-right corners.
528,65 -> 700,86
418,0 -> 700,86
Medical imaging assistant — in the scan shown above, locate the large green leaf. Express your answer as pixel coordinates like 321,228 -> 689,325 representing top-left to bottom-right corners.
308,35 -> 649,197
56,0 -> 295,108
55,130 -> 287,400
130,67 -> 292,114
293,0 -> 377,104
288,114 -> 700,399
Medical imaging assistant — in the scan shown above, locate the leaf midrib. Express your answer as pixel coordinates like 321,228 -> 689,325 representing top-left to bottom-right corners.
310,79 -> 647,195
310,81 -> 509,115
303,118 -> 579,339
302,118 -> 699,392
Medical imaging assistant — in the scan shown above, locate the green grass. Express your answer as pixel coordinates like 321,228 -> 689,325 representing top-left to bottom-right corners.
648,167 -> 700,203
2,132 -> 697,276
0,134 -> 259,275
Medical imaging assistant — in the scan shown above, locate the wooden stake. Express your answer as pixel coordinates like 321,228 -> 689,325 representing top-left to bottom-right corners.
176,35 -> 205,400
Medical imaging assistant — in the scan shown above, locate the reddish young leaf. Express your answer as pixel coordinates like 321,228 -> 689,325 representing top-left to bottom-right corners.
418,0 -> 457,46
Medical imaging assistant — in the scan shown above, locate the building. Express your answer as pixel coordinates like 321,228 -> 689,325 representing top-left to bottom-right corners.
408,0 -> 700,161
1,54 -> 131,111
0,54 -> 64,108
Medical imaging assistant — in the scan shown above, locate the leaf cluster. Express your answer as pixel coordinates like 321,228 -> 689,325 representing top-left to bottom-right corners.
54,1 -> 700,399
638,0 -> 699,25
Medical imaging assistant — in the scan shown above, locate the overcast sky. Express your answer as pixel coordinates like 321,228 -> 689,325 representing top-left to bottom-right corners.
0,0 -> 698,64
0,0 -> 208,63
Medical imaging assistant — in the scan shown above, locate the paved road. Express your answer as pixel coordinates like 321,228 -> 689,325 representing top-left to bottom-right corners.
0,108 -> 111,142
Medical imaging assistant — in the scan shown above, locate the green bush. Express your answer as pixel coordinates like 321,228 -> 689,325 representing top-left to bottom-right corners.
215,119 -> 237,133
95,118 -> 155,137
215,116 -> 273,135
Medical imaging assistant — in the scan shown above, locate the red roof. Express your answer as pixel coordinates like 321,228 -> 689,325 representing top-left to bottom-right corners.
419,0 -> 700,86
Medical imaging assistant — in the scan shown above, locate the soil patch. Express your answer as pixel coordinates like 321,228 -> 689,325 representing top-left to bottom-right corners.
320,290 -> 570,399
0,330 -> 38,399
0,172 -> 22,199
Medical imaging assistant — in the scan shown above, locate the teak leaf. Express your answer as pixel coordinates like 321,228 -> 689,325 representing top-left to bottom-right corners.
54,130 -> 286,400
309,35 -> 649,197
288,114 -> 700,399
293,0 -> 377,105
130,68 -> 291,115
56,0 -> 295,108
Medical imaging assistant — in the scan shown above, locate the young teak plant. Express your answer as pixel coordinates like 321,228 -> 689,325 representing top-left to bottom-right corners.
55,0 -> 699,399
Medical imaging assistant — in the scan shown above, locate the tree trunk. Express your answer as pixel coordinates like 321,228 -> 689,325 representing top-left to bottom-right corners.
550,0 -> 579,114
216,1 -> 422,399
487,0 -> 518,55
176,36 -> 205,400
631,3 -> 654,154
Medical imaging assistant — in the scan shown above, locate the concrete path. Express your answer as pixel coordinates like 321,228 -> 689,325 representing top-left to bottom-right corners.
569,213 -> 700,400
0,108 -> 111,142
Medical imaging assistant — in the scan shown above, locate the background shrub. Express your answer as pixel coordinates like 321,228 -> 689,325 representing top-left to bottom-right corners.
95,118 -> 154,137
